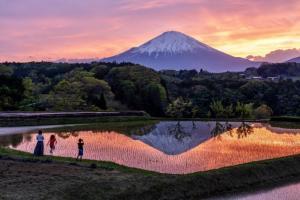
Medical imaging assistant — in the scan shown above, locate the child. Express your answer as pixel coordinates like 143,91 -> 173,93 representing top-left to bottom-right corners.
47,135 -> 57,154
76,138 -> 84,161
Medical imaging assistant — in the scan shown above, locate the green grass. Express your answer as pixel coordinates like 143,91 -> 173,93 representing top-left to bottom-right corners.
2,146 -> 300,199
0,147 -> 155,175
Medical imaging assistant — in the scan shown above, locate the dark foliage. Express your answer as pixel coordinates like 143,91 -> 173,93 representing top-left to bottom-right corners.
0,75 -> 25,110
1,61 -> 300,116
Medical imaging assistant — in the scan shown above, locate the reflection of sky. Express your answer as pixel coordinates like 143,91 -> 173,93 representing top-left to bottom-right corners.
1,122 -> 300,174
212,182 -> 300,200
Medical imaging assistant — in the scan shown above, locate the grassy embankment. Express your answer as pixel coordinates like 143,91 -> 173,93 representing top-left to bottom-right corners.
2,146 -> 300,199
0,114 -> 151,127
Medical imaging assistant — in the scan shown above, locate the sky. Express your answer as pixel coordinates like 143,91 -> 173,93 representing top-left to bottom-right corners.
0,0 -> 299,62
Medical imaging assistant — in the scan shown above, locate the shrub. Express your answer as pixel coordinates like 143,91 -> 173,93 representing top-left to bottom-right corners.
254,104 -> 273,119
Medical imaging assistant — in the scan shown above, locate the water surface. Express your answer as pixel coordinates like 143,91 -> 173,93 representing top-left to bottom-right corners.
1,121 -> 300,174
211,182 -> 300,200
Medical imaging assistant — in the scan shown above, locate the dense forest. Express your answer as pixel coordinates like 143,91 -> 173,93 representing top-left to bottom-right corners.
0,61 -> 300,117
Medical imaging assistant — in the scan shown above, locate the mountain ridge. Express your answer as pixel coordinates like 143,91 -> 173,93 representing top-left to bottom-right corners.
101,31 -> 258,72
286,56 -> 300,63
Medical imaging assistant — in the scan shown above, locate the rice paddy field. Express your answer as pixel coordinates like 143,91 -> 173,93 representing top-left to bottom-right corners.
1,120 -> 300,199
2,121 -> 300,174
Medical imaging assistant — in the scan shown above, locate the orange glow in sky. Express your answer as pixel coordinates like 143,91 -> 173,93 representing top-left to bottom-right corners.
0,0 -> 299,62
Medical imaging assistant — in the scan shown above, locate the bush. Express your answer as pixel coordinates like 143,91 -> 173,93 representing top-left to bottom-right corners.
254,104 -> 273,119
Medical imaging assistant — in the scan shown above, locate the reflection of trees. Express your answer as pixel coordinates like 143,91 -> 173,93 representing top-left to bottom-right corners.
24,134 -> 32,142
210,121 -> 253,138
129,125 -> 156,136
0,134 -> 23,147
211,122 -> 233,137
211,122 -> 225,137
168,122 -> 190,140
236,122 -> 253,138
71,131 -> 79,137
56,131 -> 79,139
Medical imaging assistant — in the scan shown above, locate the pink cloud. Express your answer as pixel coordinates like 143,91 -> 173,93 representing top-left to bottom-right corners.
0,0 -> 299,62
247,49 -> 300,63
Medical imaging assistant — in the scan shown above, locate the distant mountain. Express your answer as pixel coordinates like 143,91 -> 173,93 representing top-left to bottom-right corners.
55,58 -> 98,63
286,56 -> 300,63
101,31 -> 258,72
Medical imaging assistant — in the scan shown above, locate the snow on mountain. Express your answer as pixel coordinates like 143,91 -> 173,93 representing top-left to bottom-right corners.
101,31 -> 258,72
286,56 -> 300,63
133,31 -> 213,55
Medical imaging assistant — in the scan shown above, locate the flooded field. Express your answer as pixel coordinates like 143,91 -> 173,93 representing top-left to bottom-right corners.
1,121 -> 300,174
211,182 -> 300,200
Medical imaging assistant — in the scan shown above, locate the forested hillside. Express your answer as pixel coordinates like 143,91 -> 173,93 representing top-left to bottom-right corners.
1,62 -> 300,117
246,62 -> 300,77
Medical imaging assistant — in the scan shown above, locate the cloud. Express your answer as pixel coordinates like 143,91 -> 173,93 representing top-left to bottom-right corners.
247,48 -> 300,63
0,0 -> 299,62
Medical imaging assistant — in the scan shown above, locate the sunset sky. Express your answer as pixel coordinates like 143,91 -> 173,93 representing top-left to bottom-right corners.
0,0 -> 299,62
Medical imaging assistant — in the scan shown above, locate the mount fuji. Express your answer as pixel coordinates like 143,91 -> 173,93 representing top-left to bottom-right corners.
101,31 -> 258,72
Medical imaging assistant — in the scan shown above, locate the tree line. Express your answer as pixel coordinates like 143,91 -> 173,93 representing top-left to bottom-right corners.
0,62 -> 300,117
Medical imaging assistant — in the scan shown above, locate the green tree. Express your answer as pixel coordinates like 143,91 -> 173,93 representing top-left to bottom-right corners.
119,80 -> 136,107
99,93 -> 107,110
224,104 -> 234,119
166,97 -> 192,119
0,75 -> 25,110
90,65 -> 109,79
235,102 -> 254,120
209,100 -> 225,119
81,76 -> 113,109
0,65 -> 13,76
49,80 -> 84,111
143,83 -> 168,116
254,104 -> 273,119
19,77 -> 36,110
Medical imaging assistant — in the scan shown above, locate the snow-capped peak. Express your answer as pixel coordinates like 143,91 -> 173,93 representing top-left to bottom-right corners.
133,31 -> 214,55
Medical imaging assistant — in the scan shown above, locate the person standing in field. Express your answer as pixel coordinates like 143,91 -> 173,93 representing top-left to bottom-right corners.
34,130 -> 44,156
76,138 -> 84,161
47,134 -> 57,154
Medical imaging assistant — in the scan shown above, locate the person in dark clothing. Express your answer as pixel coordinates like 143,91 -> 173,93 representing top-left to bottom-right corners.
34,130 -> 44,156
76,138 -> 84,161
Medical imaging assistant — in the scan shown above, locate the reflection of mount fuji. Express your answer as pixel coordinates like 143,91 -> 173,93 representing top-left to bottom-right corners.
132,121 -> 241,155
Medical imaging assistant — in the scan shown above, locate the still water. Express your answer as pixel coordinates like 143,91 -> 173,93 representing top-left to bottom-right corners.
1,121 -> 300,174
211,182 -> 300,200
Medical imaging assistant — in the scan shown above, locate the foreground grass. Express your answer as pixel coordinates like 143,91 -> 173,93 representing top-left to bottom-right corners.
0,147 -> 154,174
2,147 -> 300,199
